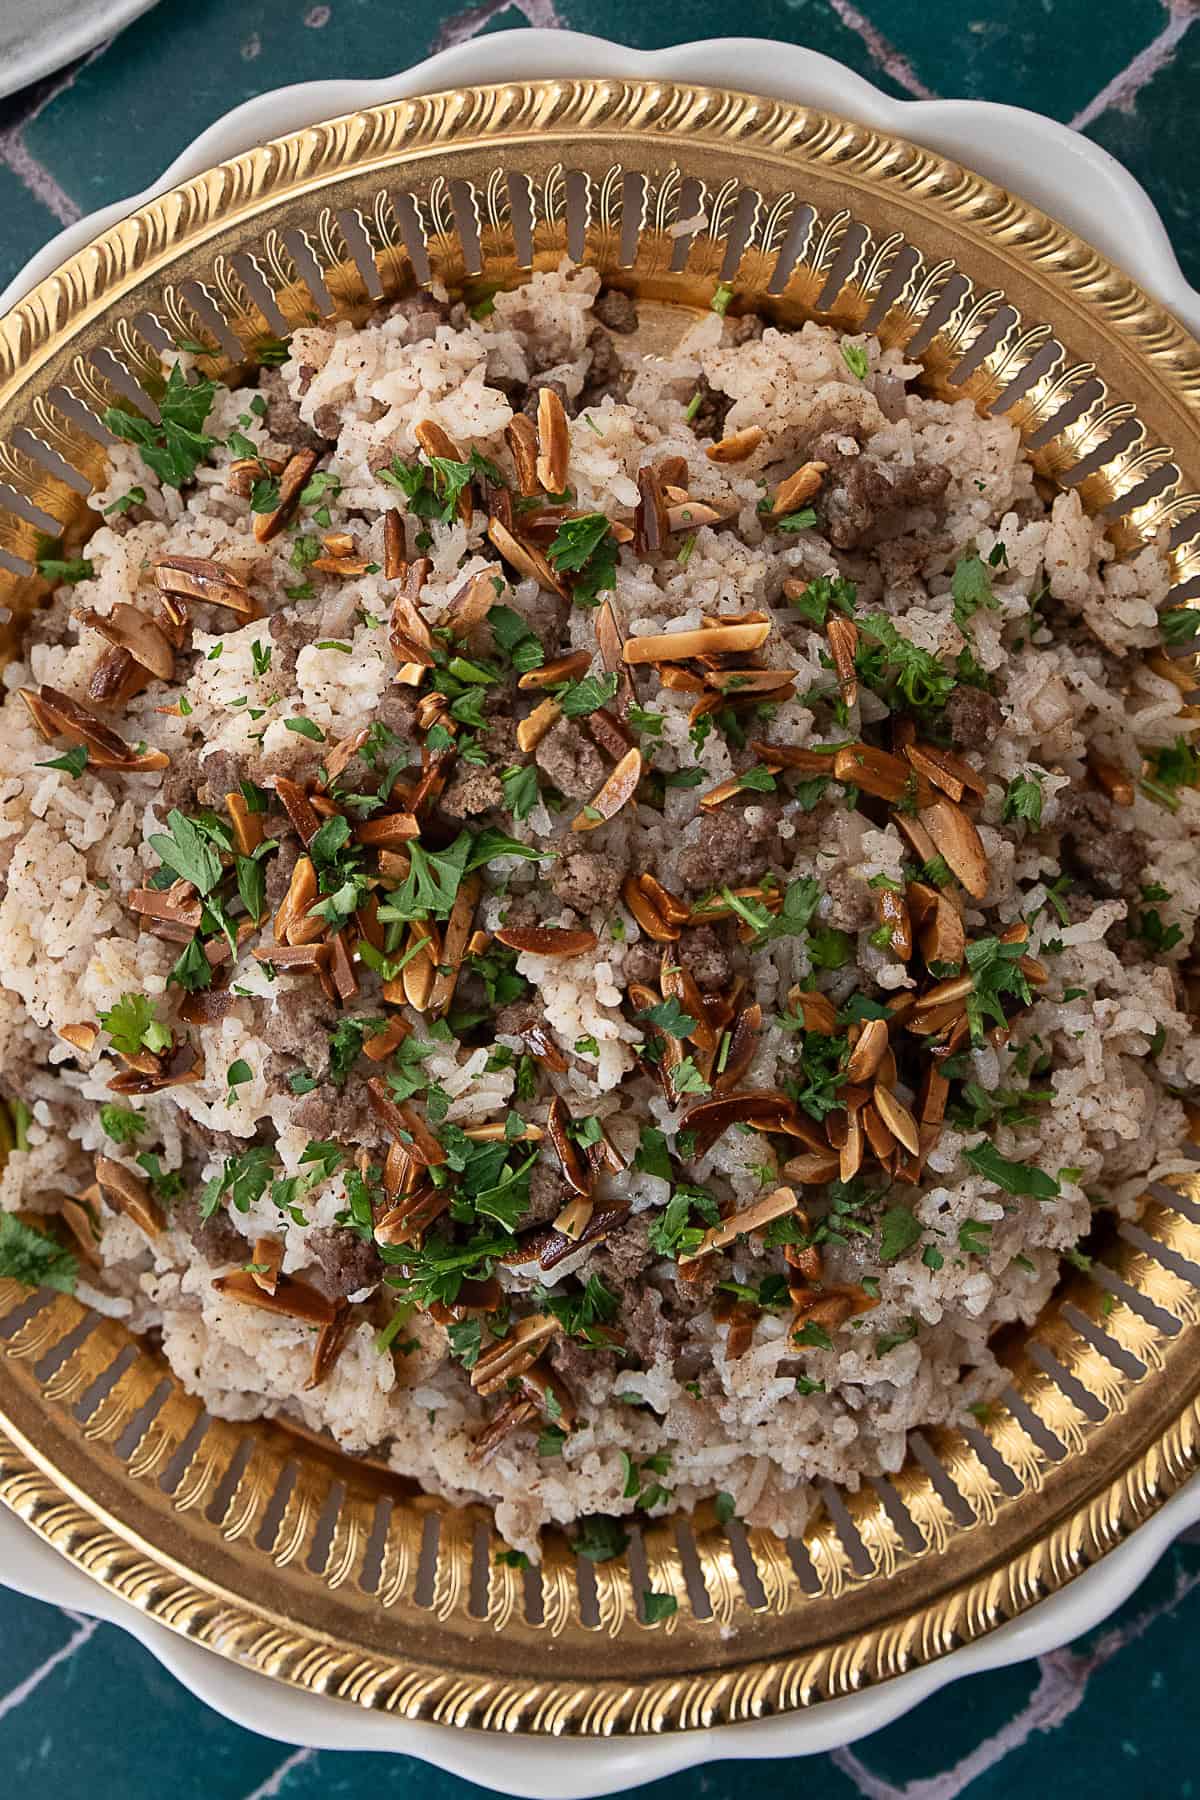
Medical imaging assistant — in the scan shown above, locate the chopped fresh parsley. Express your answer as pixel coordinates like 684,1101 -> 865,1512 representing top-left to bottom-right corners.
547,513 -> 618,607
570,1516 -> 630,1563
951,552 -> 1000,629
99,993 -> 172,1057
787,574 -> 857,627
36,744 -> 88,779
36,555 -> 94,585
501,763 -> 539,821
0,1214 -> 77,1293
1001,771 -> 1044,827
878,1205 -> 922,1263
148,808 -> 223,896
642,1591 -> 678,1623
559,672 -> 619,718
638,995 -> 697,1038
841,343 -> 870,381
101,364 -> 219,488
98,1104 -> 147,1144
855,612 -> 956,717
963,1140 -> 1059,1199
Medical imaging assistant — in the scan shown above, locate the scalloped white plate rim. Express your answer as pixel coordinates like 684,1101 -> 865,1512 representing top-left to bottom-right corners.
1,31 -> 1199,1792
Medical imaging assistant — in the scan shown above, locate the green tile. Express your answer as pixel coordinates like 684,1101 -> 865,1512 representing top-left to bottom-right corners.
0,1588 -> 82,1695
856,0 -> 1165,121
0,164 -> 69,292
0,1616 -> 283,1800
1083,22 -> 1200,291
847,1654 -> 1042,1784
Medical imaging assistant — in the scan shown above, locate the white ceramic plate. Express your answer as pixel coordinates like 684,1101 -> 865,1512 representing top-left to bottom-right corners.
2,31 -> 1199,1793
0,0 -> 158,104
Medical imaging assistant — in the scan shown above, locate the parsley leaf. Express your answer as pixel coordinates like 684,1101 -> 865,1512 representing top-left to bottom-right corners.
36,744 -> 88,779
1001,772 -> 1044,827
148,808 -> 223,896
99,1104 -> 147,1144
101,365 -> 219,488
501,764 -> 539,821
0,1214 -> 77,1293
99,993 -> 171,1057
963,1140 -> 1059,1199
559,672 -> 619,719
570,1516 -> 630,1563
787,575 -> 857,627
547,514 -> 618,607
841,343 -> 870,381
878,1205 -> 922,1263
951,553 -> 999,629
639,995 -> 697,1038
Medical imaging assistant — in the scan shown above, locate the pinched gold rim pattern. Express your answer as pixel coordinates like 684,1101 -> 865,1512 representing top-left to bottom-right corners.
1,80 -> 1200,1734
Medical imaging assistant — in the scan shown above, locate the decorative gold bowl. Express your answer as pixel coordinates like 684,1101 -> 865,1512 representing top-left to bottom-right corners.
2,76 -> 1200,1736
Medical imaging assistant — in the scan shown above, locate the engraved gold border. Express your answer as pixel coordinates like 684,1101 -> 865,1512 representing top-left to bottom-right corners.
1,79 -> 1199,1734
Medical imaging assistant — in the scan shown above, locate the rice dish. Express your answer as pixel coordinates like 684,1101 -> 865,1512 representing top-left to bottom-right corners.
0,263 -> 1196,1557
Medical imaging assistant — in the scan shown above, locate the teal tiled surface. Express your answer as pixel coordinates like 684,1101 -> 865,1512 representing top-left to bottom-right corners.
1,3 -> 1199,1794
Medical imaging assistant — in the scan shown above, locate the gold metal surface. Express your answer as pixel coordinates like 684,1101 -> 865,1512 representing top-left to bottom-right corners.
2,77 -> 1200,1733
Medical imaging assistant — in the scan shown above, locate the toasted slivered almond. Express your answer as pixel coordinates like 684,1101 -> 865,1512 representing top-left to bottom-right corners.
689,884 -> 782,926
60,1196 -> 102,1266
705,425 -> 764,464
253,941 -> 331,974
827,616 -> 859,707
59,1022 -> 99,1054
75,603 -> 175,679
470,1396 -> 540,1464
634,463 -> 670,557
517,696 -> 562,752
913,971 -> 974,1011
666,500 -> 728,533
250,1235 -> 284,1295
95,1154 -> 166,1237
253,447 -> 319,543
154,554 -> 254,616
354,811 -> 421,848
93,646 -> 148,708
904,741 -> 988,802
596,598 -> 625,673
918,1063 -> 950,1126
272,776 -> 321,845
306,1302 -> 354,1391
906,880 -> 938,926
363,1015 -> 410,1063
769,460 -> 826,515
919,798 -> 990,900
789,987 -> 839,1035
748,739 -> 837,774
495,924 -> 598,958
1020,954 -> 1049,986
621,874 -> 679,942
839,1109 -> 864,1182
999,921 -> 1030,946
487,516 -> 568,598
586,707 -> 635,760
400,919 -> 440,1010
505,414 -> 540,496
390,588 -> 435,664
328,931 -> 357,1003
383,510 -> 404,579
908,998 -> 969,1038
861,1100 -> 896,1161
311,554 -> 373,577
877,886 -> 912,960
466,928 -> 490,958
678,1185 -> 797,1266
834,742 -> 930,806
1147,648 -> 1200,693
518,651 -> 591,691
678,1087 -> 799,1158
461,1121 -> 544,1143
873,1084 -> 920,1155
571,745 -> 643,832
1088,749 -> 1136,806
709,671 -> 798,704
791,1283 -> 878,1334
226,790 -> 264,855
659,667 -> 706,693
214,1269 -> 337,1325
713,1002 -> 762,1094
536,386 -> 570,494
919,893 -> 965,969
660,950 -> 718,1054
472,1313 -> 562,1394
639,873 -> 689,925
275,855 -> 318,945
21,684 -> 168,773
553,1194 -> 595,1241
129,882 -> 203,934
894,813 -> 940,866
845,1017 -> 889,1084
699,765 -> 783,811
321,531 -> 355,558
429,872 -> 481,1017
623,622 -> 771,665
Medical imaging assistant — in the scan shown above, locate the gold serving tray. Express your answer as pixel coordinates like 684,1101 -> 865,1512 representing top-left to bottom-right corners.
1,78 -> 1200,1734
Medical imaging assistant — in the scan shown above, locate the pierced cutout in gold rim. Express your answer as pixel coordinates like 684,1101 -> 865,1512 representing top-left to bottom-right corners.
1,78 -> 1200,1733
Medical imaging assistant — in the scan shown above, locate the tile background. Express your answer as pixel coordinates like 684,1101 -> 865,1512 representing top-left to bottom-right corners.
1,2 -> 1198,1793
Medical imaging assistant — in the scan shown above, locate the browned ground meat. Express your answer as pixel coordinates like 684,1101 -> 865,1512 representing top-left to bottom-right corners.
522,1158 -> 565,1227
534,718 -> 606,801
578,326 -> 632,409
817,448 -> 952,550
267,608 -> 313,687
514,588 -> 569,657
375,689 -> 420,743
621,941 -> 662,986
493,998 -> 542,1038
548,1332 -> 620,1386
683,923 -> 732,991
1057,789 -> 1146,899
257,369 -> 334,454
728,314 -> 765,345
308,1225 -> 383,1297
591,1212 -> 654,1284
944,684 -> 1004,750
479,709 -> 521,762
687,373 -> 732,442
593,287 -> 639,334
676,804 -> 781,891
157,742 -> 208,817
550,849 -> 623,914
439,764 -> 504,821
257,985 -> 340,1073
265,835 -> 301,910
173,1191 -> 245,1266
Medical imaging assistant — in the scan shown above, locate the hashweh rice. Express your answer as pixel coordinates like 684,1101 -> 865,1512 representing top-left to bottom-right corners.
0,263 -> 1197,1556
